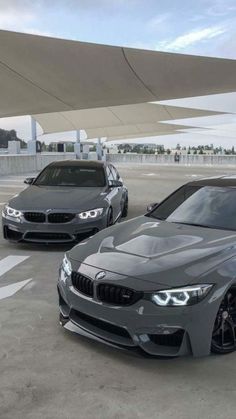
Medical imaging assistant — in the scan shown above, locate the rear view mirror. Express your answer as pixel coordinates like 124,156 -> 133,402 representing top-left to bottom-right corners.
24,177 -> 35,185
147,202 -> 158,212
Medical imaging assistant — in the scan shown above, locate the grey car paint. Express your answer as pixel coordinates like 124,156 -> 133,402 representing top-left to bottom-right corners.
58,176 -> 236,357
2,160 -> 128,243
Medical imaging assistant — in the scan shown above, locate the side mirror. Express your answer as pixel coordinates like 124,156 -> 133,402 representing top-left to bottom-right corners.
109,180 -> 123,188
147,202 -> 158,212
24,177 -> 35,185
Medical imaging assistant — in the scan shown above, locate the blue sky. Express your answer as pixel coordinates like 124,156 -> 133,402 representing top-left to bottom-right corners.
1,0 -> 236,57
0,0 -> 236,147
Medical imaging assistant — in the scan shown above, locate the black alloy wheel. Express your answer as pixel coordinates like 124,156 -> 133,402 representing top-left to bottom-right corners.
211,288 -> 236,354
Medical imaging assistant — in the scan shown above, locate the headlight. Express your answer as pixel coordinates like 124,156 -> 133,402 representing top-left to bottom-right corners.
77,208 -> 103,220
152,284 -> 213,307
62,254 -> 72,276
2,205 -> 22,220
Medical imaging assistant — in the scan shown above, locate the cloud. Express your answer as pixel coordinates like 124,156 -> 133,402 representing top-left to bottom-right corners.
207,0 -> 236,17
148,13 -> 171,29
20,28 -> 54,37
156,26 -> 226,51
0,8 -> 55,37
0,10 -> 34,28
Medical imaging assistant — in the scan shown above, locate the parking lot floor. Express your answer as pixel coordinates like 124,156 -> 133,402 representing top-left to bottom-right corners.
1,164 -> 236,419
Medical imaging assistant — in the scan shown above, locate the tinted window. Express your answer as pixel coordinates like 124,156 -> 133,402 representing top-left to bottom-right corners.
151,186 -> 236,231
35,166 -> 106,187
151,185 -> 200,220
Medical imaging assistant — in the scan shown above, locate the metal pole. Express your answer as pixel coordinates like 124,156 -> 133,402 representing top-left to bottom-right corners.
31,116 -> 37,141
96,137 -> 102,161
76,130 -> 80,143
28,117 -> 37,154
74,130 -> 81,159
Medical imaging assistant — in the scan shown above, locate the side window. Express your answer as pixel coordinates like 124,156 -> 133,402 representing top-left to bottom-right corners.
106,166 -> 114,182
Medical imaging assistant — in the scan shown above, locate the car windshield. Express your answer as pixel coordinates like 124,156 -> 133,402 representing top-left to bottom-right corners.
34,166 -> 106,187
149,186 -> 236,231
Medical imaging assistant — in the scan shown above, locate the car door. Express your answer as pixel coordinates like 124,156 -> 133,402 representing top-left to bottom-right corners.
106,165 -> 123,221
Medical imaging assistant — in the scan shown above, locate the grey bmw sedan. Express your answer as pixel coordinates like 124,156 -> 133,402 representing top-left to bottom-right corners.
2,160 -> 128,243
58,175 -> 236,357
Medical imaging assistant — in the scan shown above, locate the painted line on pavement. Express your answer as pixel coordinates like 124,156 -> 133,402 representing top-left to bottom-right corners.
0,279 -> 32,300
0,179 -> 26,182
0,192 -> 17,195
0,256 -> 29,278
0,185 -> 24,188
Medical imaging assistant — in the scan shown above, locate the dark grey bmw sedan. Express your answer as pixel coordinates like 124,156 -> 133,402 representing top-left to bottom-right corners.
2,160 -> 128,243
58,175 -> 236,357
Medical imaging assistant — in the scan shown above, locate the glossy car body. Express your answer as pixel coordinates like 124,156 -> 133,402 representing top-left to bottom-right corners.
58,175 -> 236,357
2,160 -> 128,243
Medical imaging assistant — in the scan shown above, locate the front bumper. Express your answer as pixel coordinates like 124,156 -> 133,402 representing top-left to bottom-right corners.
2,213 -> 108,243
58,263 -> 220,358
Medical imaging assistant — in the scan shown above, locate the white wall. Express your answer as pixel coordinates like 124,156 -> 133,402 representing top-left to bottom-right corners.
1,153 -> 236,176
107,153 -> 236,166
0,153 -> 76,175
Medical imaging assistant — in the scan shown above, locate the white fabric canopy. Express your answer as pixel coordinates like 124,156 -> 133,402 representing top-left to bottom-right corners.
1,30 -> 236,118
34,103 -> 220,134
86,123 -> 193,140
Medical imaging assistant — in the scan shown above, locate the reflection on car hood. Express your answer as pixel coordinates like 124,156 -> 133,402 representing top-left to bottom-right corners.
70,216 -> 236,286
9,185 -> 107,211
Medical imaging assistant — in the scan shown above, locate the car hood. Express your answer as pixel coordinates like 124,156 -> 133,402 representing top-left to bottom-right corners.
9,185 -> 108,211
69,216 -> 236,287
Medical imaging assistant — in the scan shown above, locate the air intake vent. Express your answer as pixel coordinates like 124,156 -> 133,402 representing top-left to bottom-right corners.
24,232 -> 71,241
149,330 -> 185,347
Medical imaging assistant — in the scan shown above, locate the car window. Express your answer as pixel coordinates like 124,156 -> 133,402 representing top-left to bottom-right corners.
151,185 -> 201,220
34,166 -> 106,187
150,185 -> 236,231
167,186 -> 236,230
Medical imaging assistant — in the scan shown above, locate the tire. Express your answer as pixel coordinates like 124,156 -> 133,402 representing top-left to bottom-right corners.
121,196 -> 128,218
211,288 -> 236,354
107,207 -> 113,227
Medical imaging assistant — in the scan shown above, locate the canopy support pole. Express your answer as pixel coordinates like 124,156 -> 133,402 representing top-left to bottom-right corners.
96,137 -> 103,160
27,117 -> 37,154
74,130 -> 81,159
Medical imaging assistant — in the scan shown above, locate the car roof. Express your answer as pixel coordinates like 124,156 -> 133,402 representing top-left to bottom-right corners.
48,160 -> 107,168
187,175 -> 236,187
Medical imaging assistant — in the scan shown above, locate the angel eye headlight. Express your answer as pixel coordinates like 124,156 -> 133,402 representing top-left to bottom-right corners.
78,208 -> 103,220
152,284 -> 213,307
2,205 -> 22,221
62,254 -> 72,277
